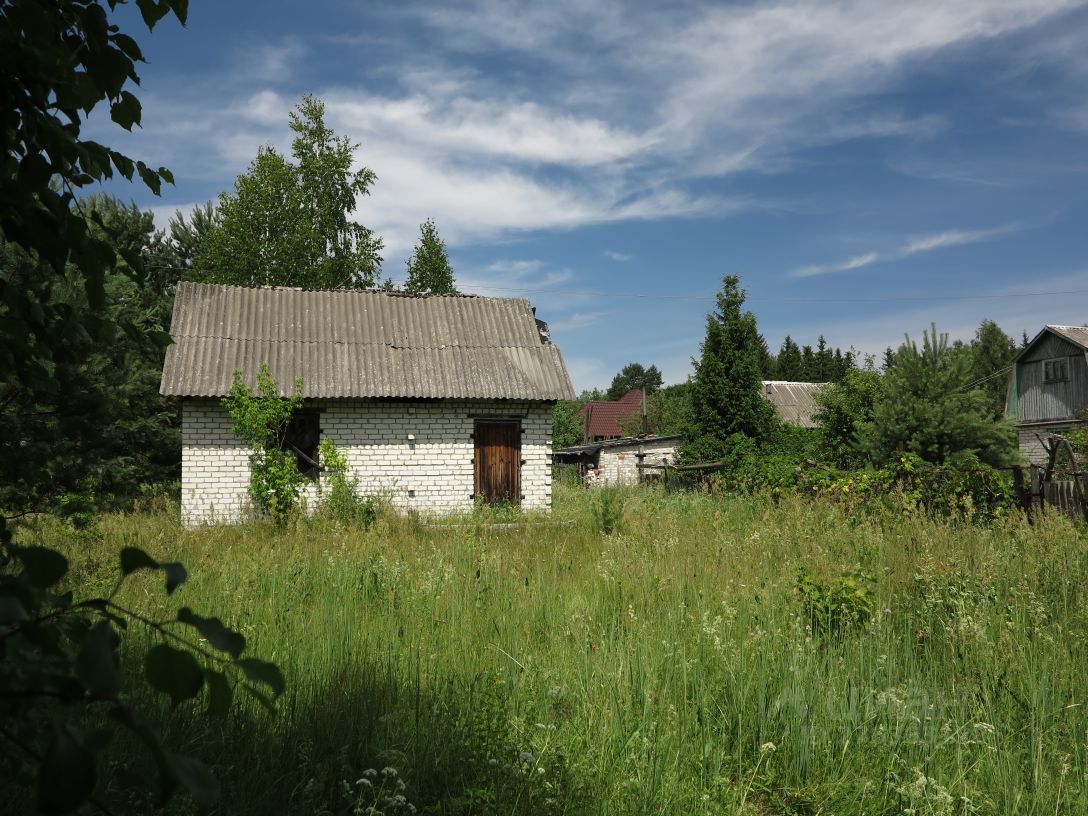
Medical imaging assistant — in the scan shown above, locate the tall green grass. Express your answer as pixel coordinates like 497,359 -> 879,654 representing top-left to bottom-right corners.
24,485 -> 1088,815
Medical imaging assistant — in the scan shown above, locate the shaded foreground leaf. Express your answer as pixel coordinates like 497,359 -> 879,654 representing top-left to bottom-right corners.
178,607 -> 246,657
145,644 -> 203,706
38,728 -> 96,814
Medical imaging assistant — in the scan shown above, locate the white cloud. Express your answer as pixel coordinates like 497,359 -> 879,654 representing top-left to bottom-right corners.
121,1 -> 1079,259
604,250 -> 632,261
902,225 -> 1020,253
792,223 -> 1022,278
550,311 -> 608,332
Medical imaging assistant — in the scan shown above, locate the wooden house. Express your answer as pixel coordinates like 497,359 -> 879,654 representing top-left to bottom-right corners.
1006,325 -> 1088,465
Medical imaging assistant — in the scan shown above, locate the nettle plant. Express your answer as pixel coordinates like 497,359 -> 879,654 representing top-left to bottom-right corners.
0,543 -> 284,813
222,364 -> 308,524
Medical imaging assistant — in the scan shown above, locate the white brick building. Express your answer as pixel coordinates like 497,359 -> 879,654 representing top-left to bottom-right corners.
162,283 -> 575,525
553,435 -> 681,486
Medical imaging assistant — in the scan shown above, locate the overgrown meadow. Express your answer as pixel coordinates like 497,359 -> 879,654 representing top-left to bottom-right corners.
23,485 -> 1088,815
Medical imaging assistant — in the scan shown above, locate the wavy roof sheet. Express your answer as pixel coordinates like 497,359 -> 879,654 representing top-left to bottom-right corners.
760,381 -> 827,428
160,283 -> 576,400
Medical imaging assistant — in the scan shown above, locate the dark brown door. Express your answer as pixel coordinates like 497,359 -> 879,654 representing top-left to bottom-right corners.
474,420 -> 521,505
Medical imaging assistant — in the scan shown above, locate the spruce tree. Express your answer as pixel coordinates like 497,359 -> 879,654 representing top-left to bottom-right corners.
776,336 -> 804,380
857,324 -> 1017,467
969,319 -> 1018,417
404,218 -> 458,294
684,275 -> 776,460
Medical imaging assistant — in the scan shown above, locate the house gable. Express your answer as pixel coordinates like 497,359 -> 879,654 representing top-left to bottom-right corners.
1008,326 -> 1088,424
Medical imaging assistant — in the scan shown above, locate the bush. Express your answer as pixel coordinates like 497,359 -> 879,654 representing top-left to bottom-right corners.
797,453 -> 1014,519
316,438 -> 381,528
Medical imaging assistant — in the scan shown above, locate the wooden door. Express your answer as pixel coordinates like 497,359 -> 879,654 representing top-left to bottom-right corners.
474,420 -> 521,505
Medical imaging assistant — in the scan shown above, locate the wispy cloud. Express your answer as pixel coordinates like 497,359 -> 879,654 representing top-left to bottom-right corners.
550,311 -> 608,332
603,250 -> 632,261
118,1 -> 1080,258
792,223 -> 1023,278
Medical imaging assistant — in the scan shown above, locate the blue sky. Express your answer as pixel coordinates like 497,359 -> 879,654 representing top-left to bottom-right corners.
100,0 -> 1088,392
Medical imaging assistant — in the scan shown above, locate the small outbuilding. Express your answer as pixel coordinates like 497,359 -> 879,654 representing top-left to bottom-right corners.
160,282 -> 575,524
552,435 -> 681,485
1006,324 -> 1088,465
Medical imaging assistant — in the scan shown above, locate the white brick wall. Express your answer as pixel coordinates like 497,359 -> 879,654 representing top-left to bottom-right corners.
181,398 -> 554,525
597,440 -> 677,486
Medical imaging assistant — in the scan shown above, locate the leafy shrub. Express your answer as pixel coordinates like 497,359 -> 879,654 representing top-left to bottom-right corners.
797,453 -> 1013,520
317,438 -> 380,528
221,364 -> 307,525
796,568 -> 875,638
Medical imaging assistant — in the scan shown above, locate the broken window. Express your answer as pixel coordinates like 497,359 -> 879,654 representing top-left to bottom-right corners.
283,411 -> 321,479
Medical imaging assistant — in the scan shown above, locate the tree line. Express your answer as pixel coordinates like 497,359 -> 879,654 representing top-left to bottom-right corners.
554,277 -> 1023,478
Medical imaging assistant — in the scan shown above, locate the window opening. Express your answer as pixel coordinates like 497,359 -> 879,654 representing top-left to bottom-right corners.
1043,357 -> 1069,383
283,411 -> 321,479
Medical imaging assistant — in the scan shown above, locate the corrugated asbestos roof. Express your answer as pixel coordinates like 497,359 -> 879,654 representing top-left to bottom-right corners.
160,283 -> 576,400
760,381 -> 826,428
554,435 -> 682,457
1046,325 -> 1088,350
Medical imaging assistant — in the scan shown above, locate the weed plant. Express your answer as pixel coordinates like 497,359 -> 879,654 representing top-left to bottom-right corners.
17,485 -> 1088,815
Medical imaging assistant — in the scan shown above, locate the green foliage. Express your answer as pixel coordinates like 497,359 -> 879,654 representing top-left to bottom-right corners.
684,275 -> 777,460
222,364 -> 307,524
194,95 -> 384,289
619,381 -> 692,438
605,363 -> 662,401
551,400 -> 587,448
857,323 -> 1018,468
813,367 -> 885,468
404,218 -> 458,294
796,569 -> 875,638
798,452 -> 1015,519
1,542 -> 282,812
771,335 -> 855,383
0,0 -> 183,393
316,438 -> 380,527
592,486 -> 626,534
21,487 -> 1088,814
967,319 -> 1018,418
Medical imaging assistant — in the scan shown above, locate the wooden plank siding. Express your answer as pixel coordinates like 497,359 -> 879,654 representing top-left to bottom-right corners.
1014,335 -> 1088,423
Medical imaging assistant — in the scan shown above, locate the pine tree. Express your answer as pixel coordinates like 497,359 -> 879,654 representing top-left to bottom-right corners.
857,324 -> 1017,467
684,275 -> 776,460
404,218 -> 458,294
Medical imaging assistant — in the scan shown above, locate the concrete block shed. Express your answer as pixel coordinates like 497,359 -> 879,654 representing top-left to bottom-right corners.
160,283 -> 575,525
552,435 -> 681,486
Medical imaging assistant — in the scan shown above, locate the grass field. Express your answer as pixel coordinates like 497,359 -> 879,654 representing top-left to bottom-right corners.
28,484 -> 1088,815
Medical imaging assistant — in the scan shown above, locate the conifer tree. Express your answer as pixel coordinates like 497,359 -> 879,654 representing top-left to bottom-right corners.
857,324 -> 1017,467
404,218 -> 458,294
776,336 -> 804,380
684,275 -> 776,460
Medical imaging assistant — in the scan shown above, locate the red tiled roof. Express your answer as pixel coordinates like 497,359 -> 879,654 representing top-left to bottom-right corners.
575,389 -> 644,438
